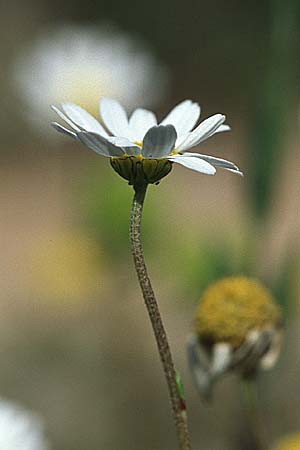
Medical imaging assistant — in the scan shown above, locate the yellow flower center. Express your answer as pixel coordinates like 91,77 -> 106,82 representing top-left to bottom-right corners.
194,276 -> 282,348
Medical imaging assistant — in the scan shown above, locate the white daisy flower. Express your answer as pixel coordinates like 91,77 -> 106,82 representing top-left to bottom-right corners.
0,398 -> 49,450
51,97 -> 242,184
13,24 -> 168,132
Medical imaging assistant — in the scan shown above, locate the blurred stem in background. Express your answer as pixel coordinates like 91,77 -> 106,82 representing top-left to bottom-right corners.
130,183 -> 192,450
240,380 -> 268,450
248,0 -> 299,219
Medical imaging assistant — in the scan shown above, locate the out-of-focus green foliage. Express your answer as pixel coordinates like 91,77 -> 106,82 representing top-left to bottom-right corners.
272,251 -> 300,320
168,228 -> 255,301
77,165 -> 164,263
247,0 -> 300,219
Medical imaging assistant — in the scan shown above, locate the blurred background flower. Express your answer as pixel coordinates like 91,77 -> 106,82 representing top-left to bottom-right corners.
0,398 -> 49,450
187,276 -> 283,400
12,23 -> 168,136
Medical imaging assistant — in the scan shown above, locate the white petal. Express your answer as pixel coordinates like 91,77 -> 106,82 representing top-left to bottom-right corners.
177,114 -> 226,151
61,103 -> 109,136
107,136 -> 139,147
77,132 -> 125,157
182,152 -> 239,171
167,154 -> 216,175
51,122 -> 77,139
259,331 -> 282,370
186,335 -> 213,400
225,168 -> 244,177
100,97 -> 132,139
215,124 -> 231,133
106,136 -> 141,156
129,108 -> 157,141
142,125 -> 177,158
160,100 -> 201,138
50,105 -> 80,132
211,343 -> 232,376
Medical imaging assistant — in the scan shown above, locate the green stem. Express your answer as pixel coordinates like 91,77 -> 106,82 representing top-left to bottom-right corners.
130,183 -> 192,450
240,380 -> 268,450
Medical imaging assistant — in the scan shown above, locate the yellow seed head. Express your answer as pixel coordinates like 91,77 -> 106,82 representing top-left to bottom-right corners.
195,276 -> 282,348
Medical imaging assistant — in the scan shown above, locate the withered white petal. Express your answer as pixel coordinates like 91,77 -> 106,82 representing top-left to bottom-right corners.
259,330 -> 282,370
186,335 -> 213,401
211,343 -> 232,376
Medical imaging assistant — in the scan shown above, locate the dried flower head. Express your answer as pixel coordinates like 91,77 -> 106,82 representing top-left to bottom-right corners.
187,276 -> 283,399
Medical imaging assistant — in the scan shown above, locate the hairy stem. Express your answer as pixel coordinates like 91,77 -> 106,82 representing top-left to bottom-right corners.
129,183 -> 192,450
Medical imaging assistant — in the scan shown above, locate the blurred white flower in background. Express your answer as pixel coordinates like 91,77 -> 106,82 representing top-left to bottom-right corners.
12,24 -> 168,136
0,398 -> 49,450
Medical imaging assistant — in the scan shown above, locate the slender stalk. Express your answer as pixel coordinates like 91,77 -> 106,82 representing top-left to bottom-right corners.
240,380 -> 268,450
130,182 -> 192,450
